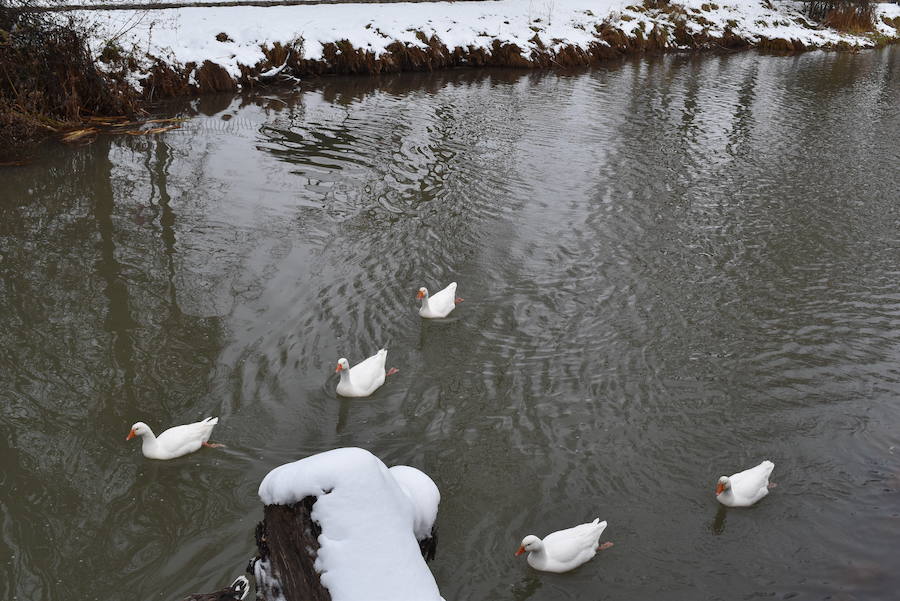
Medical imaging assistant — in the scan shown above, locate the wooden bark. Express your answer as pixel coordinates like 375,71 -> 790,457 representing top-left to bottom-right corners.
184,495 -> 437,601
252,497 -> 332,601
419,524 -> 438,562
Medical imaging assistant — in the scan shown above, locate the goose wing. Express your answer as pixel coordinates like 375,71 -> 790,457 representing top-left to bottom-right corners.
542,519 -> 606,563
349,349 -> 387,385
731,460 -> 774,498
156,417 -> 218,454
428,282 -> 457,313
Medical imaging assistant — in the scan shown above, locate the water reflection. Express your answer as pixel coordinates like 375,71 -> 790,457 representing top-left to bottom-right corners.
510,572 -> 543,600
93,142 -> 139,403
1,48 -> 900,601
710,505 -> 728,536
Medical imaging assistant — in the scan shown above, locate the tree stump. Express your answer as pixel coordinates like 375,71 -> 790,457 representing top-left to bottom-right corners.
251,496 -> 332,601
183,494 -> 438,601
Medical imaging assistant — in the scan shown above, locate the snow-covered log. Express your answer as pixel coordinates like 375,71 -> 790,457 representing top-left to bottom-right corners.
252,497 -> 332,601
250,447 -> 441,601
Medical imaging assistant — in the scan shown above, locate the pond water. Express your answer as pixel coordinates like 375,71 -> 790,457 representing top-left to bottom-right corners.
2,47 -> 899,601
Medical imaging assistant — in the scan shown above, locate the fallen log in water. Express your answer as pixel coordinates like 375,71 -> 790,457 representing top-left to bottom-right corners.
248,496 -> 439,600
183,448 -> 441,601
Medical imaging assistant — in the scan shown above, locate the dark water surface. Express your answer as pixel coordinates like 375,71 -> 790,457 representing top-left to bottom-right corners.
2,48 -> 900,601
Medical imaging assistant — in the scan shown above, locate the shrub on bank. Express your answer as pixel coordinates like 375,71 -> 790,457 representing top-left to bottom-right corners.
0,0 -> 137,160
801,0 -> 875,32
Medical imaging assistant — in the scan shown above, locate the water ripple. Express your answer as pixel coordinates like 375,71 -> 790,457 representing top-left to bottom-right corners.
2,51 -> 900,601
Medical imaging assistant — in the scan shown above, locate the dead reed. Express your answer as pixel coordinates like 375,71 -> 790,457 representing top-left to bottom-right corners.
802,0 -> 875,32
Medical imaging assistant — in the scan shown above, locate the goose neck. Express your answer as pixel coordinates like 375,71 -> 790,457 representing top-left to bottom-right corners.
719,487 -> 735,503
140,430 -> 159,454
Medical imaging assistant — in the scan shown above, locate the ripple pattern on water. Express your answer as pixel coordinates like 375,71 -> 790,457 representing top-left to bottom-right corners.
1,52 -> 900,601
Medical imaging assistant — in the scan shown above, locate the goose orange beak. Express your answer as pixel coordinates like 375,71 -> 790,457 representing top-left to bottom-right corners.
335,363 -> 343,373
126,429 -> 136,441
416,290 -> 425,299
715,482 -> 725,495
515,545 -> 525,557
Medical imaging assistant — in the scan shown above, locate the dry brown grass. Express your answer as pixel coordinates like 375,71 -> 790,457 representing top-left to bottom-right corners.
802,1 -> 874,31
756,37 -> 806,52
141,61 -> 193,100
720,27 -> 751,48
823,4 -> 874,32
596,21 -> 630,48
883,15 -> 900,32
262,40 -> 293,67
195,60 -> 236,93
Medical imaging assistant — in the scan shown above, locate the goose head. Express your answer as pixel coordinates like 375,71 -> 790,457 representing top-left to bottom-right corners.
335,358 -> 351,373
416,287 -> 429,300
515,535 -> 542,556
715,476 -> 731,495
126,421 -> 150,441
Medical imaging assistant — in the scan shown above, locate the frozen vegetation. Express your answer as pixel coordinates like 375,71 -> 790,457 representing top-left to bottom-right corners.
76,1 -> 900,93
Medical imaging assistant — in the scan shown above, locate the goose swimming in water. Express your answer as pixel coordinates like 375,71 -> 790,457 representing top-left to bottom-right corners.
335,349 -> 398,397
715,460 -> 776,507
417,282 -> 462,319
515,518 -> 613,573
126,417 -> 222,460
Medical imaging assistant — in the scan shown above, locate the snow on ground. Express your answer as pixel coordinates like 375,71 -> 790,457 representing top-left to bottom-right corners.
875,2 -> 900,36
46,0 -> 319,4
258,447 -> 442,601
78,1 -> 900,83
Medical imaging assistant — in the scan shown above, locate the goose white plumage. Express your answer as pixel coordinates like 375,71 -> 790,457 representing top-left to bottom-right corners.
417,282 -> 460,319
515,518 -> 612,573
715,460 -> 775,507
335,348 -> 394,397
126,417 -> 220,460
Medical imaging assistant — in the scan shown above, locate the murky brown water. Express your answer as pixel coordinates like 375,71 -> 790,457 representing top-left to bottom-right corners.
2,48 -> 900,601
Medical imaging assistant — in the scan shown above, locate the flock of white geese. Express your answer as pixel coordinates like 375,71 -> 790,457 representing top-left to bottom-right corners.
125,281 -> 776,575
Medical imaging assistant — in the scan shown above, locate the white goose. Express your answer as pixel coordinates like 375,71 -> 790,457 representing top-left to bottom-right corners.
335,348 -> 398,397
126,417 -> 221,460
515,518 -> 613,573
417,282 -> 462,319
716,460 -> 775,507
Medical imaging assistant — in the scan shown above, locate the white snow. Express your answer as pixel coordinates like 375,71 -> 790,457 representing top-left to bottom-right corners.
258,447 -> 442,601
75,1 -> 900,89
875,2 -> 900,36
674,0 -> 866,46
389,465 -> 441,542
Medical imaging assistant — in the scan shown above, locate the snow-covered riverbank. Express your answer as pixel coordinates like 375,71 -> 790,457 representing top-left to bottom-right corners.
80,0 -> 900,95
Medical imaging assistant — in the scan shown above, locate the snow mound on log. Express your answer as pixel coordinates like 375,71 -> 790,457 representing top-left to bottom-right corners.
258,447 -> 442,601
389,465 -> 441,542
